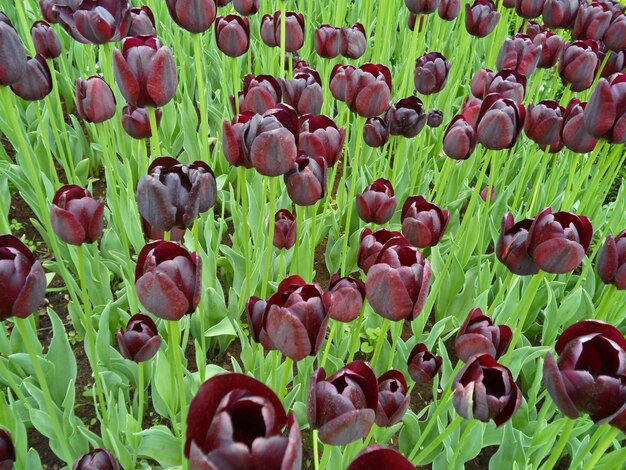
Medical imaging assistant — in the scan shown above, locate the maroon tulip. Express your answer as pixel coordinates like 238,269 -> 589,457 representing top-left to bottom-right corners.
439,0 -> 461,20
476,93 -> 526,150
496,34 -> 542,76
307,361 -> 378,445
50,185 -> 104,246
485,69 -> 527,104
470,67 -> 495,99
330,63 -> 392,118
141,216 -> 185,242
363,117 -> 390,147
40,0 -> 58,24
386,96 -> 428,138
0,19 -> 26,86
280,71 -> 323,116
465,0 -> 501,37
562,98 -> 599,152
375,370 -> 410,427
135,241 -> 201,321
341,23 -> 366,59
597,231 -> 626,289
185,373 -> 302,469
348,446 -> 414,470
443,115 -> 477,160
515,0 -> 547,18
128,6 -> 156,37
327,273 -> 366,323
414,52 -> 450,95
573,1 -> 612,40
453,354 -> 522,426
273,209 -> 297,250
264,275 -> 331,361
522,20 -> 547,38
480,186 -> 497,201
53,0 -> 131,44
558,40 -> 599,92
356,178 -> 397,225
542,0 -> 579,29
604,13 -> 626,52
233,0 -> 260,16
136,157 -> 217,231
72,449 -> 119,470
116,313 -> 161,362
455,308 -> 512,362
11,54 -> 52,101
31,21 -> 61,59
543,320 -> 626,430
401,195 -> 449,248
165,0 -> 216,33
406,0 -> 441,14
525,100 -> 565,152
597,48 -> 625,78
0,429 -> 15,469
113,36 -> 178,108
284,155 -> 327,206
407,343 -> 442,384
427,109 -> 444,128
315,24 -> 343,59
533,31 -> 565,68
215,15 -> 250,57
260,11 -> 305,52
299,114 -> 345,167
122,104 -> 162,139
76,76 -> 116,123
496,212 -> 541,275
223,112 -> 254,167
358,228 -> 405,274
584,73 -> 626,143
236,74 -> 282,115
246,295 -> 275,351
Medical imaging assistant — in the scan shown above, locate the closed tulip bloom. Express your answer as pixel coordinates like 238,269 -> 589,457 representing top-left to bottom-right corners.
407,343 -> 442,384
260,11 -> 305,52
443,115 -> 477,160
496,212 -> 540,275
233,0 -> 260,16
427,109 -> 444,127
122,104 -> 162,139
604,13 -> 626,52
358,228 -> 405,274
414,52 -> 450,95
0,429 -> 15,469
128,6 -> 156,37
455,308 -> 512,362
559,39 -> 600,91
341,23 -> 366,59
573,1 -> 612,40
363,117 -> 390,147
237,74 -> 282,114
562,98 -> 598,152
348,446 -> 414,470
470,67 -> 495,99
72,449 -> 119,470
439,0 -> 461,20
485,69 -> 527,104
544,320 -> 626,430
533,31 -> 565,68
53,0 -> 131,44
273,209 -> 297,250
218,0 -> 232,5
497,34 -> 542,76
50,185 -> 104,245
522,20 -> 547,38
315,24 -> 343,58
406,0 -> 441,14
215,15 -> 249,57
280,71 -> 323,115
386,96 -> 428,138
480,186 -> 497,201
76,76 -> 116,123
327,273 -> 366,323
308,361 -> 378,445
401,196 -> 449,248
11,55 -> 52,101
31,21 -> 61,59
284,155 -> 327,206
461,96 -> 484,127
453,354 -> 521,425
329,64 -> 355,102
525,100 -> 565,151
331,63 -> 392,118
515,0 -> 546,18
116,313 -> 162,362
476,93 -> 526,150
584,73 -> 626,143
356,178 -> 397,225
375,370 -> 410,427
40,0 -> 58,24
246,296 -> 275,351
597,48 -> 626,78
299,114 -> 346,167
185,373 -> 302,469
141,216 -> 185,242
597,231 -> 626,289
165,0 -> 216,33
465,0 -> 501,37
542,0 -> 579,28
113,36 -> 178,108
135,241 -> 201,321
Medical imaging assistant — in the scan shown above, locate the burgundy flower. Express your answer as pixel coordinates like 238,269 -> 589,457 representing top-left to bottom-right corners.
315,24 -> 342,59
0,429 -> 15,469
237,74 -> 282,115
375,370 -> 410,427
348,446 -> 414,470
273,209 -> 297,250
72,449 -> 119,470
573,1 -> 612,40
439,0 -> 461,19
76,76 -> 116,123
465,0 -> 501,37
485,69 -> 527,104
407,343 -> 442,384
341,23 -> 366,59
246,296 -> 275,351
443,115 -> 477,160
455,308 -> 512,362
597,231 -> 626,289
386,96 -> 428,138
542,0 -> 579,29
496,212 -> 540,275
53,0 -> 131,44
496,34 -> 542,76
356,179 -> 397,225
525,100 -> 565,152
476,93 -> 526,150
480,186 -> 497,201
116,313 -> 161,362
31,21 -> 61,59
470,67 -> 495,99
414,52 -> 450,95
604,13 -> 626,52
562,98 -> 599,153
260,11 -> 305,52
299,114 -> 346,167
515,0 -> 547,19
50,185 -> 104,246
284,155 -> 327,206
11,54 -> 52,101
363,117 -> 390,148
128,6 -> 156,37
40,0 -> 58,24
597,48 -> 625,78
122,104 -> 162,140
427,109 -> 444,128
401,195 -> 449,248
406,0 -> 441,14
327,273 -> 366,323
165,0 -> 216,33
215,15 -> 250,57
584,73 -> 626,144
222,111 -> 255,168
461,97 -> 484,127
533,31 -> 565,69
558,40 -> 599,92
330,63 -> 392,118
0,19 -> 26,86
280,71 -> 323,116
358,228 -> 405,274
233,0 -> 260,16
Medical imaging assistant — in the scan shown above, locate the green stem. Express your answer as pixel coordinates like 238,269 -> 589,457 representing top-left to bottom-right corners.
193,33 -> 210,161
540,418 -> 575,470
370,319 -> 391,372
450,420 -> 478,468
412,415 -> 464,464
582,426 -> 621,470
313,430 -> 320,470
321,321 -> 338,368
278,357 -> 293,400
595,286 -> 616,322
347,307 -> 365,363
137,362 -> 145,428
261,177 -> 278,298
148,107 -> 161,158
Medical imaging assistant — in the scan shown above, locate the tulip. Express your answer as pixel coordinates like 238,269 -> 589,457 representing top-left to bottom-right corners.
11,55 -> 52,101
573,1 -> 612,40
264,275 -> 330,361
407,343 -> 442,384
496,212 -> 540,275
496,34 -> 541,76
31,21 -> 61,59
327,273 -> 366,322
439,0 -> 461,20
330,63 -> 392,118
515,0 -> 546,18
76,76 -> 116,123
222,112 -> 254,168
233,0 -> 260,16
0,429 -> 15,469
544,320 -> 626,430
485,69 -> 527,104
386,96 -> 428,138
597,231 -> 626,289
165,0 -> 216,33
299,114 -> 346,167
525,100 -> 565,152
375,370 -> 410,427
122,104 -> 162,139
470,68 -> 495,99
185,373 -> 302,469
72,448 -> 119,470
215,15 -> 250,58
400,196 -> 449,249
414,52 -> 450,95
542,0 -> 579,29
443,115 -> 477,160
366,241 -> 432,321
533,31 -> 565,69
315,24 -> 343,58
406,0 -> 441,14
116,313 -> 162,362
604,13 -> 626,52
558,39 -> 599,92
427,109 -> 444,128
356,178 -> 397,225
348,446 -> 414,470
284,155 -> 327,206
522,20 -> 547,38
260,11 -> 305,52
455,308 -> 512,362
597,48 -> 625,78
128,6 -> 156,37
273,209 -> 297,250
236,74 -> 282,114
328,64 -> 355,102
307,361 -> 378,445
241,105 -> 299,176
246,295 -> 276,351
280,71 -> 323,115
584,73 -> 626,144
480,186 -> 497,201
453,354 -> 521,425
341,23 -> 367,59
113,36 -> 178,108
141,216 -> 185,242
53,0 -> 131,44
363,117 -> 390,147
476,93 -> 526,150
40,0 -> 57,24
135,240 -> 201,321
465,0 -> 501,37
50,185 -> 104,246
562,98 -> 598,153
358,228 -> 405,274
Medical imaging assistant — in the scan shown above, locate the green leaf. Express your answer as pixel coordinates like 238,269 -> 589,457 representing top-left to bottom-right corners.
136,425 -> 182,467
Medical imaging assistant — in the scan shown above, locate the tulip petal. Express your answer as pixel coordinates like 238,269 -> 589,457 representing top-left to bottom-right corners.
318,409 -> 375,445
265,306 -> 312,361
147,46 -> 178,107
543,353 -> 580,419
12,261 -> 46,318
532,238 -> 585,273
50,206 -> 86,246
366,264 -> 413,321
113,48 -> 141,105
136,271 -> 189,320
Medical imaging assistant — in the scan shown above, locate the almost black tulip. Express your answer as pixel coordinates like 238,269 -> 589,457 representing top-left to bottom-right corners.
604,13 -> 626,52
31,21 -> 61,59
476,93 -> 526,150
330,63 -> 392,118
515,0 -> 547,19
386,96 -> 428,138
11,55 -> 52,101
485,69 -> 527,104
215,15 -> 250,57
280,71 -> 323,115
573,1 -> 612,40
496,212 -> 540,275
496,34 -> 541,76
533,31 -> 565,68
53,0 -> 131,44
470,67 -> 495,99
401,195 -> 449,248
584,73 -> 626,143
315,24 -> 343,59
406,0 -> 441,14
327,273 -> 366,322
358,227 -> 405,274
299,114 -> 346,167
76,76 -> 116,123
284,155 -> 327,206
128,6 -> 157,37
525,100 -> 565,152
363,117 -> 390,147
427,109 -> 444,128
260,11 -> 305,52
116,313 -> 161,362
356,178 -> 397,225
443,115 -> 477,160
597,47 -> 626,78
455,308 -> 512,362
597,230 -> 626,289
348,446 -> 414,470
165,0 -> 216,33
246,295 -> 275,351
439,0 -> 461,20
542,0 -> 579,29
341,23 -> 366,59
414,52 -> 450,95
562,98 -> 599,152
50,185 -> 104,246
236,74 -> 282,114
308,361 -> 378,445
465,0 -> 501,37
40,0 -> 58,24
122,104 -> 162,139
558,40 -> 599,92
72,448 -> 119,470
273,209 -> 297,250
233,0 -> 260,16
0,429 -> 15,469
522,20 -> 547,38
407,343 -> 442,384
375,370 -> 410,427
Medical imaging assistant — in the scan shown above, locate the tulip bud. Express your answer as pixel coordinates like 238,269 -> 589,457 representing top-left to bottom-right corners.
330,63 -> 392,118
462,97 -> 484,126
427,109 -> 444,128
76,76 -> 116,123
525,100 -> 565,152
542,0 -> 579,29
443,115 -> 477,160
496,212 -> 540,275
439,0 -> 461,20
280,71 -> 323,115
358,228 -> 406,274
515,0 -> 546,19
406,0 -> 441,14
315,24 -> 343,58
386,96 -> 428,138
363,117 -> 390,147
584,73 -> 626,144
348,446 -> 414,470
562,98 -> 598,153
31,21 -> 62,59
407,343 -> 442,384
299,114 -> 346,167
50,185 -> 104,246
0,429 -> 15,469
485,69 -> 527,104
128,7 -> 157,37
54,1 -> 131,44
533,31 -> 565,68
573,1 -> 612,40
470,67 -> 495,99
604,13 -> 626,52
165,0 -> 216,33
233,0 -> 260,16
481,186 -> 497,201
237,74 -> 282,114
455,308 -> 512,362
522,20 -> 547,38
116,313 -> 162,362
141,216 -> 185,242
72,448 -> 119,470
414,52 -> 450,95
496,34 -> 542,76
260,11 -> 305,52
122,104 -> 162,139
356,178 -> 397,225
465,0 -> 501,37
401,195 -> 449,248
327,273 -> 366,322
215,15 -> 250,57
284,155 -> 327,206
597,48 -> 625,78
559,40 -> 600,92
40,0 -> 58,24
375,370 -> 410,427
11,54 -> 52,101
273,209 -> 297,250
476,93 -> 526,150
341,23 -> 366,59
597,231 -> 626,289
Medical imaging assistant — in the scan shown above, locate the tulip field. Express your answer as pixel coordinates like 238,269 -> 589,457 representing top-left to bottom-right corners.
1,0 -> 626,468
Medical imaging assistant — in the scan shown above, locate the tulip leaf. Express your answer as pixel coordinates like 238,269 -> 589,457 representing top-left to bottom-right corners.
46,309 -> 77,404
136,425 -> 182,467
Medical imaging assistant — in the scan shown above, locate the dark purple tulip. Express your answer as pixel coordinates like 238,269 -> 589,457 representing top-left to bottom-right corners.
233,0 -> 260,16
533,31 -> 565,68
284,155 -> 327,206
315,24 -> 343,59
237,74 -> 282,115
515,0 -> 547,18
165,0 -> 216,33
496,212 -> 541,275
0,429 -> 15,469
443,115 -> 477,160
307,361 -> 378,445
264,275 -> 331,361
185,373 -> 301,469
341,23 -> 366,59
562,98 -> 599,152
597,48 -> 626,78
299,114 -> 346,167
375,370 -> 410,427
76,76 -> 116,123
559,39 -> 600,91
330,63 -> 392,118
522,20 -> 547,38
465,0 -> 501,38
11,54 -> 52,101
365,241 -> 432,321
485,69 -> 527,104
50,185 -> 104,246
427,109 -> 444,127
348,446 -> 414,470
40,0 -> 58,24
141,216 -> 185,242
470,67 -> 495,99
542,0 -> 579,28
584,73 -> 626,143
480,186 -> 497,201
414,52 -> 450,95
604,13 -> 626,52
31,21 -> 61,59
215,15 -> 250,57
544,320 -> 626,430
476,93 -> 526,150
280,71 -> 323,115
327,273 -> 366,323
439,0 -> 461,20
597,230 -> 626,289
358,228 -> 405,274
328,64 -> 355,102
128,6 -> 157,37
455,308 -> 512,362
72,448 -> 119,470
401,196 -> 449,248
53,0 -> 131,44
113,36 -> 177,108
496,34 -> 542,76
453,354 -> 522,426
122,104 -> 162,139
407,343 -> 442,384
386,96 -> 428,138
573,1 -> 612,40
363,117 -> 390,147
260,11 -> 305,52
504,0 -> 517,6
406,0 -> 441,14
356,178 -> 397,225
135,240 -> 201,321
246,295 -> 275,351
241,105 -> 299,176
525,100 -> 565,152
116,313 -> 161,362
273,209 -> 297,250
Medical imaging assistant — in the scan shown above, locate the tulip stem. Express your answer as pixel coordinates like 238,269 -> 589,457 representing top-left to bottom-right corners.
412,415 -> 464,464
193,33 -> 210,162
280,2 -> 287,80
261,177 -> 278,298
136,361 -> 145,431
386,321 -> 402,371
582,425 -> 621,470
449,420 -> 478,468
347,307 -> 365,363
148,107 -> 161,158
595,285 -> 616,322
167,320 -> 187,467
370,319 -> 391,373
539,418 -> 576,470
278,357 -> 293,400
313,430 -> 320,470
320,321 -> 338,368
